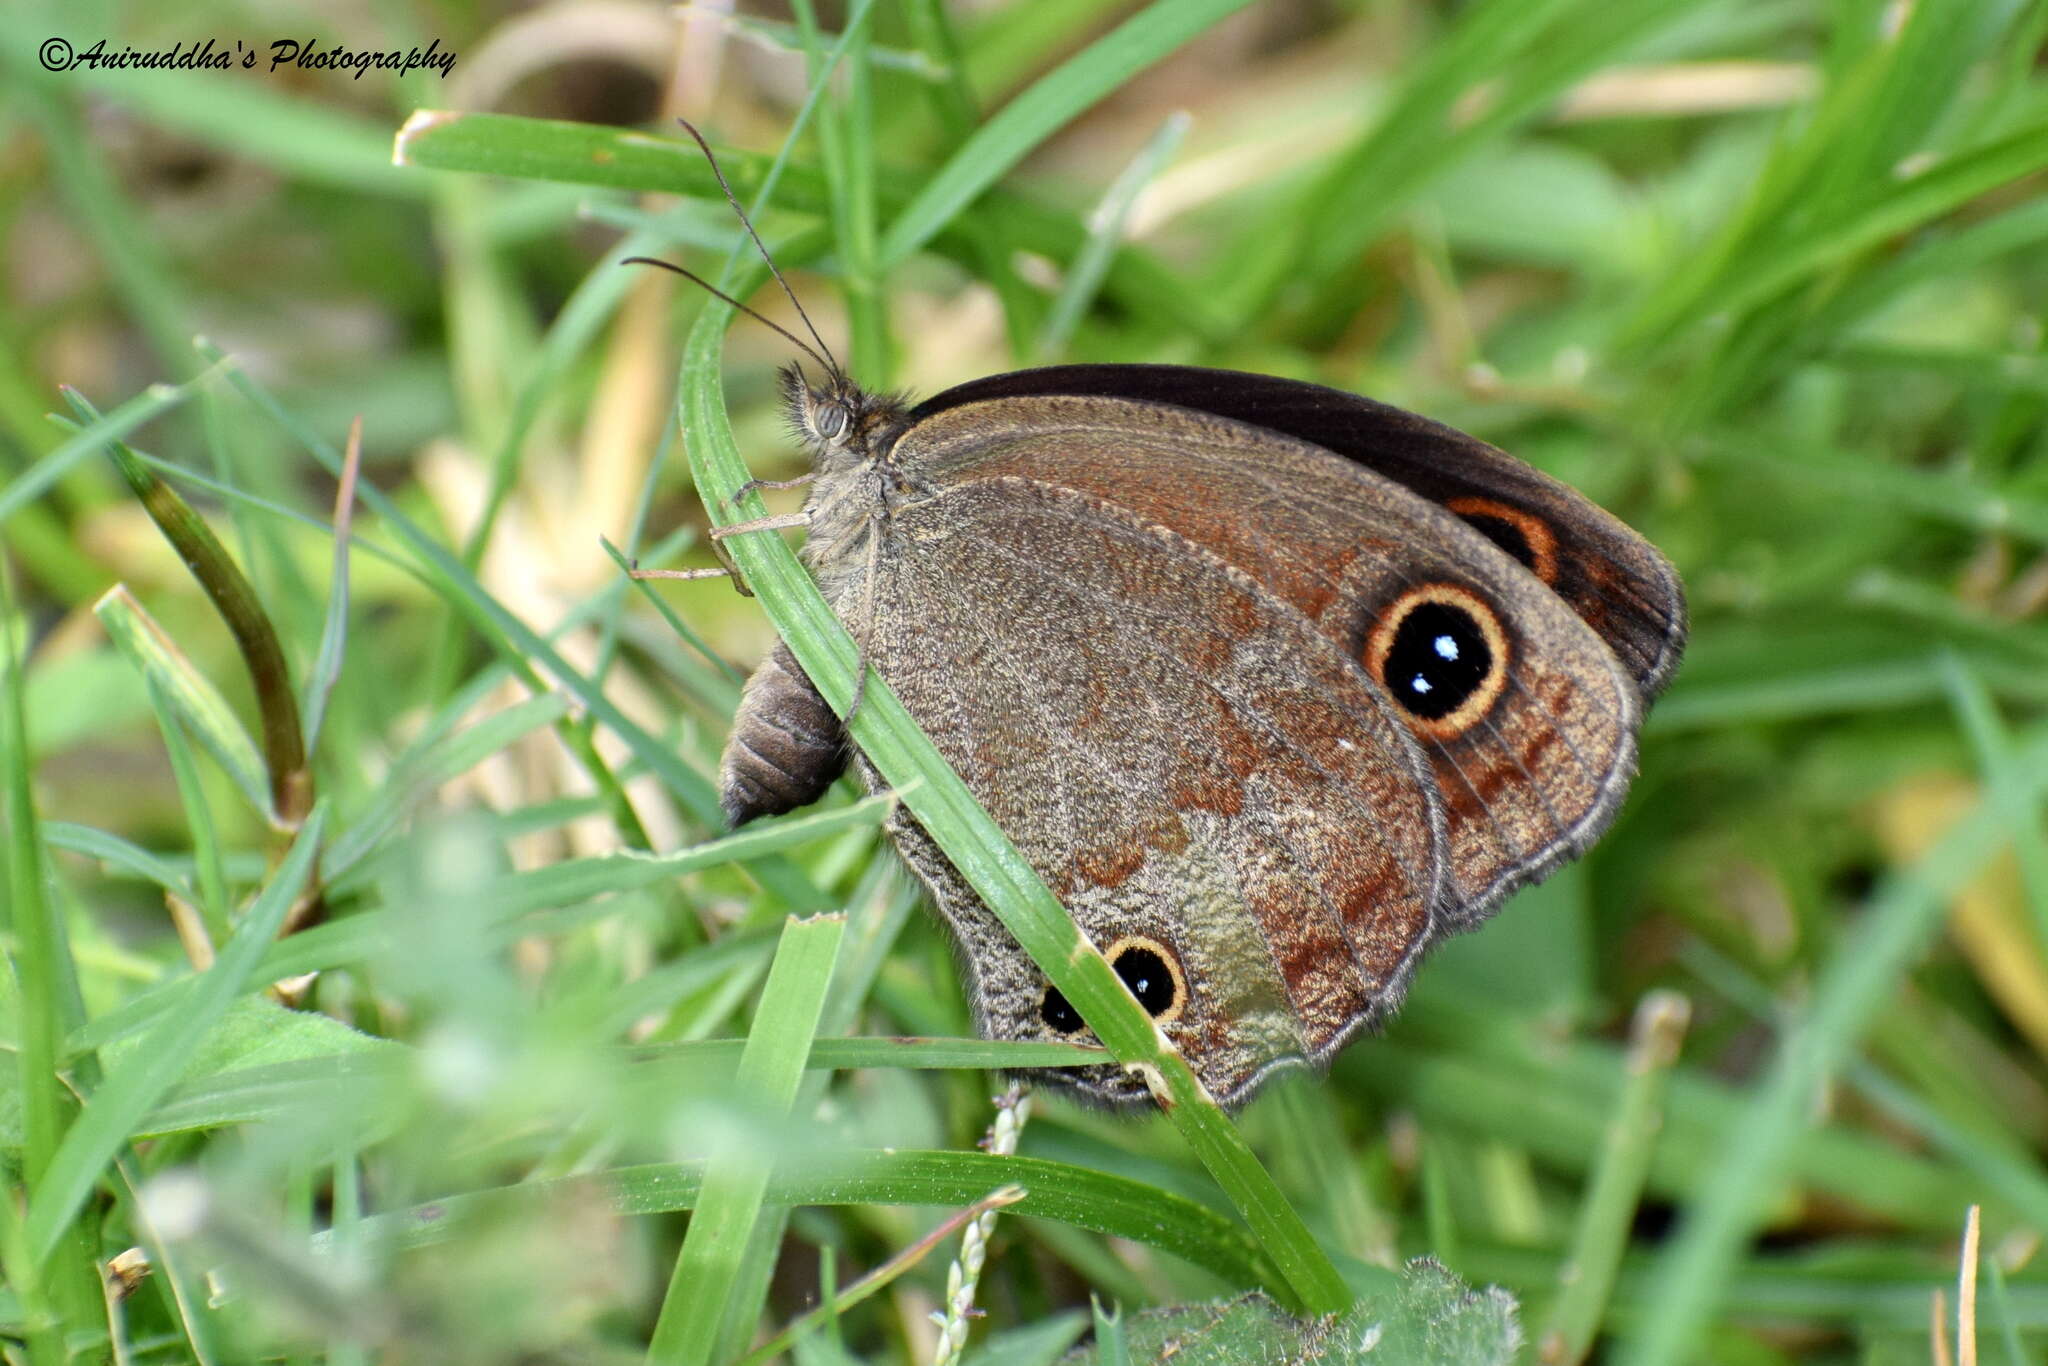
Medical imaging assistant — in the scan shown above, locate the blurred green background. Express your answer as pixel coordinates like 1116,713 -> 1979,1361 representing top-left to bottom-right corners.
3,0 -> 2048,1362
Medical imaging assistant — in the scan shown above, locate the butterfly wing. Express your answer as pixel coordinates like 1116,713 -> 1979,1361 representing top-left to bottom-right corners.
863,474 -> 1450,1106
909,365 -> 1687,698
858,394 -> 1640,1105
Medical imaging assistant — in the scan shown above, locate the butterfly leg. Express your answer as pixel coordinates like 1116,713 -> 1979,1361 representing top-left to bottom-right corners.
631,527 -> 759,596
734,471 -> 817,501
710,509 -> 812,539
843,527 -> 885,725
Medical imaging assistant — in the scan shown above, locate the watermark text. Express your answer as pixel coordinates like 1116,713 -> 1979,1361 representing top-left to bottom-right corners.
38,37 -> 457,80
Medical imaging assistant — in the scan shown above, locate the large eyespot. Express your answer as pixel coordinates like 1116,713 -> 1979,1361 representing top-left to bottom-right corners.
1040,985 -> 1083,1034
1105,936 -> 1187,1023
1445,496 -> 1558,585
1364,583 -> 1510,740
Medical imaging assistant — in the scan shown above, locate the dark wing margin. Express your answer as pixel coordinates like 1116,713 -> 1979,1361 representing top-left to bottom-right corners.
909,364 -> 1687,699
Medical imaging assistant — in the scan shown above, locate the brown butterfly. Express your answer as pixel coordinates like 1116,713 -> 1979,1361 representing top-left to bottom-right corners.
711,356 -> 1683,1109
656,129 -> 1685,1110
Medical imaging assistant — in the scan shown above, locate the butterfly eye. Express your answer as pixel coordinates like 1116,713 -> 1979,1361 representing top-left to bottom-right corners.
1106,936 -> 1187,1022
813,402 -> 850,440
1445,496 -> 1559,584
1365,583 -> 1510,741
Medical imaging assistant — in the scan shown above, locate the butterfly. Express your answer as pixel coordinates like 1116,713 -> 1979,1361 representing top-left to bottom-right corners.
707,355 -> 1683,1108
653,128 -> 1685,1109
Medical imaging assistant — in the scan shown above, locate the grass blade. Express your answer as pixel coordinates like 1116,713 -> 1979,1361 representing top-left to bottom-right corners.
351,1149 -> 1275,1290
72,798 -> 878,1056
25,803 -> 328,1264
143,676 -> 231,949
95,586 -> 270,818
876,0 -> 1257,269
0,374 -> 212,529
2,559 -> 102,1337
1941,652 -> 2048,951
1034,111 -> 1190,362
198,342 -> 831,908
1537,991 -> 1690,1363
645,912 -> 844,1366
79,402 -> 309,827
302,416 -> 362,757
1615,726 -> 2048,1366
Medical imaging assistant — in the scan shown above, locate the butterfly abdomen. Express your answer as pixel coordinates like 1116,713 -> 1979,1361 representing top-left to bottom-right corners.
721,641 -> 849,827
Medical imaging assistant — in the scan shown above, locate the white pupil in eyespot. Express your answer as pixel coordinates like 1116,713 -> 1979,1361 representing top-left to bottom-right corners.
1434,634 -> 1459,660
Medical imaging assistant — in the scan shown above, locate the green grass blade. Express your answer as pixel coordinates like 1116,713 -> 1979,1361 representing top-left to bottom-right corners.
72,799 -> 876,1055
81,408 -> 309,827
1940,652 -> 2048,948
395,111 -> 821,201
1615,726 -> 2048,1366
1089,1298 -> 1129,1366
2,560 -> 102,1335
322,691 -> 572,877
1365,1001 -> 1995,1235
132,1037 -> 1101,1138
94,586 -> 271,817
623,1036 -> 1107,1073
900,0 -> 978,138
139,1052 -> 410,1138
42,823 -> 198,903
598,536 -> 744,700
351,1149 -> 1275,1290
199,342 -> 831,907
25,803 -> 328,1264
876,0 -> 1258,269
1682,118 -> 2048,345
1034,111 -> 1190,362
1228,0 -> 1677,319
645,912 -> 844,1366
0,373 -> 214,529
1537,992 -> 1690,1364
143,677 -> 231,947
1983,1257 -> 2029,1366
398,112 -> 1224,339
301,420 -> 360,757
789,0 -> 888,379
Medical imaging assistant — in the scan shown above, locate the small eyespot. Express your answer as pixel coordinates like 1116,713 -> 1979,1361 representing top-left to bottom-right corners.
1106,936 -> 1187,1023
1445,496 -> 1559,584
1363,583 -> 1510,740
1040,985 -> 1083,1034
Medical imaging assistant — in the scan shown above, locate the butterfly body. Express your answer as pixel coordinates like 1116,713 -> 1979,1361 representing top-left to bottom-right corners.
719,364 -> 1683,1109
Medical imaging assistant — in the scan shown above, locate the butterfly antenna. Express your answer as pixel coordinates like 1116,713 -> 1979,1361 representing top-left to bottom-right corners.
675,118 -> 845,384
621,256 -> 839,378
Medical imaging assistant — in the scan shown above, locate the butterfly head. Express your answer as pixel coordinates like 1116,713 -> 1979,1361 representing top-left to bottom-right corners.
780,363 -> 907,474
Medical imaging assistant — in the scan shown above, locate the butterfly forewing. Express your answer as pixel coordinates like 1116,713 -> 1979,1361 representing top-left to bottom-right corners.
909,365 -> 1686,699
897,394 -> 1641,930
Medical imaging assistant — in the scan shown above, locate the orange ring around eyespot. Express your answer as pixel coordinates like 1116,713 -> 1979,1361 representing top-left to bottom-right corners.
1445,496 -> 1559,585
1363,582 -> 1511,743
1103,935 -> 1187,1024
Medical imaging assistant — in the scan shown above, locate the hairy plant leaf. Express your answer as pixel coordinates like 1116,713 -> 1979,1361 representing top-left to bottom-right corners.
1061,1261 -> 1518,1366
